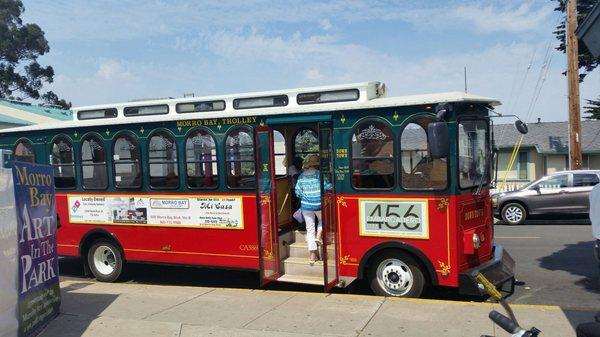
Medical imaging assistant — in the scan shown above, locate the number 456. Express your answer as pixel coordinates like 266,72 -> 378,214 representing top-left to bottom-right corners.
368,204 -> 420,230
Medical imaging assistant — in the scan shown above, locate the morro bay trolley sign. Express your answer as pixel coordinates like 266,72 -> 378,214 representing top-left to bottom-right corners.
68,194 -> 244,229
359,198 -> 429,239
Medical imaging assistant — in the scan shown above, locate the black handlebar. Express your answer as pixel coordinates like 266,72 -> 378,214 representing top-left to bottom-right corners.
489,310 -> 520,334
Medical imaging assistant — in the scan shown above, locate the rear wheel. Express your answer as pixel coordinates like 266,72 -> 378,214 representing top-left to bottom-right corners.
87,240 -> 124,282
368,251 -> 425,297
501,203 -> 527,225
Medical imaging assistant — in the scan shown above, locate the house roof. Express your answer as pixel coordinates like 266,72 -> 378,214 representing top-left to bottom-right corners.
0,99 -> 72,125
494,120 -> 600,154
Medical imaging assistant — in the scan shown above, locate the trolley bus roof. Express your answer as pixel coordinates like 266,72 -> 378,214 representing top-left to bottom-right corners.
0,82 -> 500,134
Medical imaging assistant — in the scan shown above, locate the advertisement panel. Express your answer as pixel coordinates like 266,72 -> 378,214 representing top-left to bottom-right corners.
359,198 -> 429,239
68,194 -> 244,229
13,162 -> 60,337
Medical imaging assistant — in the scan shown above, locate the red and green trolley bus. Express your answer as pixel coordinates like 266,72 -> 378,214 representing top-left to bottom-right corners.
0,81 -> 515,297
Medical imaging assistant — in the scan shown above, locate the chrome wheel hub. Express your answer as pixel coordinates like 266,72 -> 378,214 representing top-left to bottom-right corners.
376,258 -> 413,296
93,245 -> 117,275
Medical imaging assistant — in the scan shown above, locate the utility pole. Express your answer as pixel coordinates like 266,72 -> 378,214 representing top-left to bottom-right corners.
567,0 -> 582,170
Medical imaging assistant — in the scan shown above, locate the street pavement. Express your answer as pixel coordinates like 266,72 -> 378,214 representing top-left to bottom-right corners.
49,222 -> 600,336
40,279 -> 596,337
495,222 -> 599,310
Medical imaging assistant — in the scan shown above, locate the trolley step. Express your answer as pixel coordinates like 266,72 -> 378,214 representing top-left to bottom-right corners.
277,274 -> 323,285
282,256 -> 324,278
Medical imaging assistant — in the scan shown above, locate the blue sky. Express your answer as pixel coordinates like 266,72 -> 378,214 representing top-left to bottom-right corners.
21,0 -> 600,123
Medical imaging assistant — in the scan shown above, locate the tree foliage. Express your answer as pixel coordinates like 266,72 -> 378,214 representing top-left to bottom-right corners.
584,96 -> 600,119
553,0 -> 600,81
0,0 -> 70,108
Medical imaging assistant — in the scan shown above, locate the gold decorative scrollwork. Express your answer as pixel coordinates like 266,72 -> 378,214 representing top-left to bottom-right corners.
263,250 -> 273,260
437,198 -> 449,211
339,254 -> 351,265
438,261 -> 451,276
336,196 -> 347,207
260,195 -> 271,206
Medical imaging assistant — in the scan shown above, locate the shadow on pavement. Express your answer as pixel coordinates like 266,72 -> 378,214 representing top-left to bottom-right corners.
59,257 -> 485,302
538,240 -> 599,294
537,239 -> 600,330
40,282 -> 118,337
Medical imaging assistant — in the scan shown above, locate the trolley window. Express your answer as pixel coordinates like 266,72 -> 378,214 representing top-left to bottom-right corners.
274,130 -> 287,176
78,108 -> 118,120
293,129 -> 319,161
233,95 -> 288,109
14,139 -> 35,163
351,120 -> 395,189
225,127 -> 255,189
123,104 -> 169,117
50,136 -> 76,188
185,128 -> 218,189
81,134 -> 108,189
176,100 -> 225,113
297,89 -> 359,105
148,132 -> 179,189
400,117 -> 447,190
112,134 -> 142,188
458,119 -> 489,188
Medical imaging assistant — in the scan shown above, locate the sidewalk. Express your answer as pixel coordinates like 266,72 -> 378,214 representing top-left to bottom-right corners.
40,280 -> 597,337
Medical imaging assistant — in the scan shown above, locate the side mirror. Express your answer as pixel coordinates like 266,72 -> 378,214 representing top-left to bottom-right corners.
531,184 -> 540,192
428,122 -> 449,159
515,120 -> 528,134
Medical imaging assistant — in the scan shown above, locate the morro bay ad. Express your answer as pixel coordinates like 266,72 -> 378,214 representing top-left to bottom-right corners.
68,194 -> 244,229
13,162 -> 60,337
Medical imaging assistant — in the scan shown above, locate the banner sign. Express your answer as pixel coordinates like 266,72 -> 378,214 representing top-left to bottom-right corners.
68,194 -> 244,229
13,162 -> 60,337
359,198 -> 429,239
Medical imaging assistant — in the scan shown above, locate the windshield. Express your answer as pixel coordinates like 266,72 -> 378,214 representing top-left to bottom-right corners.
458,119 -> 489,188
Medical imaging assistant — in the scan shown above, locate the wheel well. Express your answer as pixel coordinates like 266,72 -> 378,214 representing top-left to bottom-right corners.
500,200 -> 528,215
358,243 -> 438,286
79,229 -> 125,261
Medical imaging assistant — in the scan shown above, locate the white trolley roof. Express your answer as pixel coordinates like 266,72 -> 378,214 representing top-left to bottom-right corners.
0,81 -> 500,134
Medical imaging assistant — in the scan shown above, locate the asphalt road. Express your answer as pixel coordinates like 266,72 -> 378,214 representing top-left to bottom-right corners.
495,221 -> 599,310
59,221 -> 600,309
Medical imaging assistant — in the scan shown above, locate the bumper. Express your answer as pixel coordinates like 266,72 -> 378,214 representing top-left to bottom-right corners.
459,244 -> 515,296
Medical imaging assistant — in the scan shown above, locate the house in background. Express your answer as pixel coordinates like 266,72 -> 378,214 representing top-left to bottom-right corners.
493,119 -> 600,190
0,99 -> 71,129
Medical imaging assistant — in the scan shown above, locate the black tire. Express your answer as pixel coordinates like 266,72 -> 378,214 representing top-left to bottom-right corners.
368,251 -> 426,298
87,239 -> 124,282
501,202 -> 527,225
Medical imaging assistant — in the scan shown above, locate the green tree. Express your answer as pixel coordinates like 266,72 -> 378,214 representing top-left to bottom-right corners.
584,96 -> 600,119
0,0 -> 70,108
553,0 -> 600,81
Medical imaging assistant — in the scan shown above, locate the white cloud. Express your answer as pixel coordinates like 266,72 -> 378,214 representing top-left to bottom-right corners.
395,2 -> 554,34
319,19 -> 332,31
95,60 -> 133,81
23,0 -> 553,43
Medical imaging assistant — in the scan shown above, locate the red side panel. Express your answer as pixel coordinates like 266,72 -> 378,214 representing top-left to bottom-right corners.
55,192 -> 260,270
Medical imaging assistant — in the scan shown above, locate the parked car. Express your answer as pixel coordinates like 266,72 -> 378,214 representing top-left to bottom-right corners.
492,170 -> 600,225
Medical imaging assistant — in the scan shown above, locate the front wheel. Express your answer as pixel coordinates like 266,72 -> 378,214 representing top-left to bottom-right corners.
501,203 -> 527,225
368,251 -> 426,297
87,240 -> 124,282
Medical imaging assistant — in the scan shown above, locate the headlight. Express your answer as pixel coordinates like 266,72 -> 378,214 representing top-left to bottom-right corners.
473,233 -> 481,249
491,196 -> 498,208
